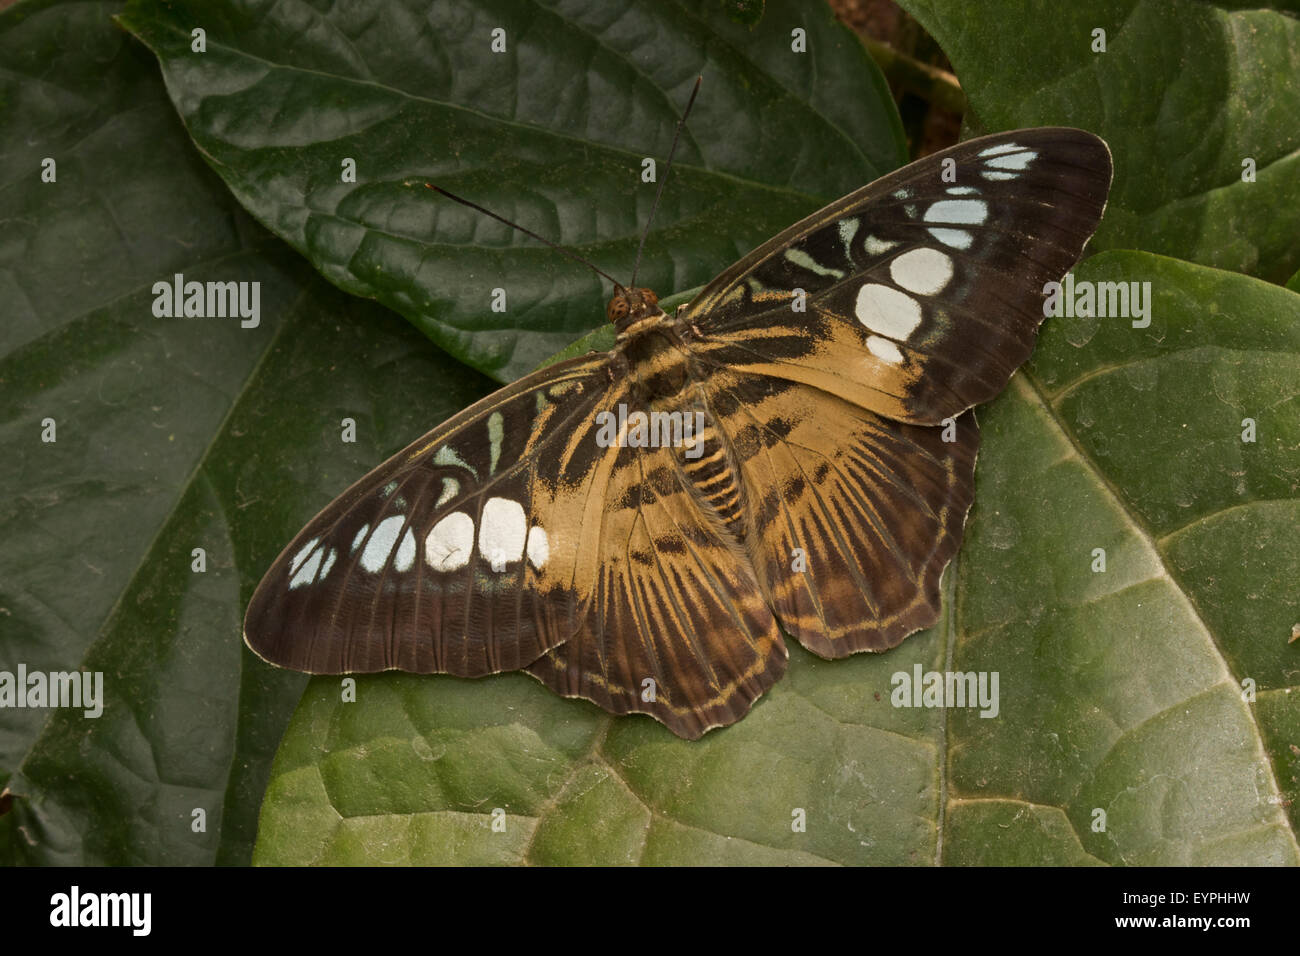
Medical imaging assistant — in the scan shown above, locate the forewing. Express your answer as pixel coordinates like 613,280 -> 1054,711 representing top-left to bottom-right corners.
682,128 -> 1112,424
243,352 -> 620,677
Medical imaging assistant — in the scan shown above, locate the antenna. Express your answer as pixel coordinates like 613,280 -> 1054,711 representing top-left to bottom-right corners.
413,75 -> 703,294
630,75 -> 703,289
414,183 -> 623,288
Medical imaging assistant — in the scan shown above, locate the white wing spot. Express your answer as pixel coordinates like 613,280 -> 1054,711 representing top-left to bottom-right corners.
436,477 -> 459,508
487,412 -> 504,475
837,218 -> 860,254
864,235 -> 899,255
978,142 -> 1024,157
288,540 -> 323,589
924,199 -> 988,225
890,248 -> 954,295
526,526 -> 549,570
867,336 -> 904,366
982,170 -> 1017,181
319,548 -> 337,580
479,497 -> 527,569
892,188 -> 911,200
425,512 -> 474,571
393,528 -> 416,572
289,537 -> 321,576
288,551 -> 322,589
360,515 -> 406,573
946,186 -> 978,195
855,284 -> 923,340
783,247 -> 844,278
986,150 -> 1036,170
350,525 -> 368,553
927,227 -> 973,250
433,445 -> 475,476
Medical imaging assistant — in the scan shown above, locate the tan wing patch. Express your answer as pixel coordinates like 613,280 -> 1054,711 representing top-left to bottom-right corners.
705,369 -> 977,656
526,438 -> 787,739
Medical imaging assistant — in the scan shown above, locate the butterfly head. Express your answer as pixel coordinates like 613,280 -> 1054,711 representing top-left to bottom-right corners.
607,286 -> 662,333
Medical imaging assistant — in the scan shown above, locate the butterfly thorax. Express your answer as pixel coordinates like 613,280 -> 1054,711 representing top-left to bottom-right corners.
607,286 -> 663,335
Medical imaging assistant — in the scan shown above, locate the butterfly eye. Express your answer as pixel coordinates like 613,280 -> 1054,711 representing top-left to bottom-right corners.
607,295 -> 629,321
641,288 -> 658,307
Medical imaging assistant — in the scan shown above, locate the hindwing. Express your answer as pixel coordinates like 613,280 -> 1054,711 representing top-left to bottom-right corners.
525,429 -> 787,740
698,363 -> 977,657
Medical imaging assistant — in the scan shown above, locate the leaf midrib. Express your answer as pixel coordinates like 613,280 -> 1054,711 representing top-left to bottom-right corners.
8,275 -> 305,829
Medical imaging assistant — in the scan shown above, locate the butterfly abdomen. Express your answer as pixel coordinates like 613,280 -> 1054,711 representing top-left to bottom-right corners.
678,421 -> 749,537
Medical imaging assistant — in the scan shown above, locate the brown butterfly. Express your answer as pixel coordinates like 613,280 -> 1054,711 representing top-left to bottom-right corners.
244,114 -> 1111,739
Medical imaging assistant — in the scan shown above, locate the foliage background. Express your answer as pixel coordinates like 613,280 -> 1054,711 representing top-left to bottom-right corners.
0,0 -> 1296,865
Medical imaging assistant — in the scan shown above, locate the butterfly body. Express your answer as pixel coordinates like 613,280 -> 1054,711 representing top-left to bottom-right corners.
246,128 -> 1112,738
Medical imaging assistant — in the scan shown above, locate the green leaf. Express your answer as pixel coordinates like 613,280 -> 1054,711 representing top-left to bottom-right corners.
899,0 -> 1300,283
0,0 -> 494,864
254,251 -> 1300,865
117,0 -> 906,382
10,0 -> 1297,869
723,0 -> 768,29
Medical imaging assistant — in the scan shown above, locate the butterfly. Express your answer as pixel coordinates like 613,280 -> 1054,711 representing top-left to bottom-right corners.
244,123 -> 1112,739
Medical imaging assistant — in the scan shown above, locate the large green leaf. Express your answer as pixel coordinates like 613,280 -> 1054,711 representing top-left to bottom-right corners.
7,0 -> 1297,869
117,0 -> 907,382
254,252 -> 1300,865
0,0 -> 495,865
900,0 -> 1300,283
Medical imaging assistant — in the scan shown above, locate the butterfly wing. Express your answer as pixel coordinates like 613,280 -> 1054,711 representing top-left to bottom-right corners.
699,365 -> 977,657
524,414 -> 787,740
244,352 -> 622,676
682,128 -> 1112,425
246,345 -> 787,738
677,128 -> 1110,657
